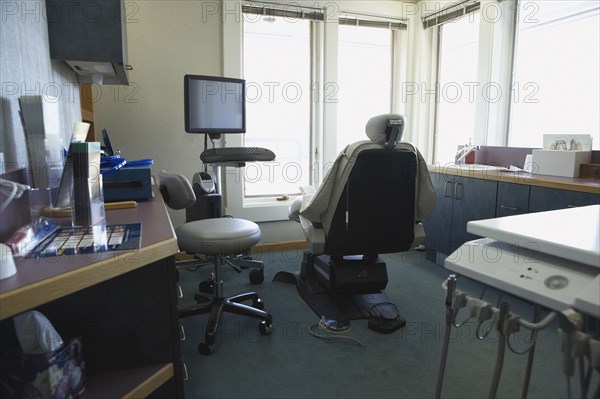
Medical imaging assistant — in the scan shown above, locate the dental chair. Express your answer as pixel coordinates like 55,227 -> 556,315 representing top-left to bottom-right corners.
159,170 -> 272,355
279,114 -> 435,332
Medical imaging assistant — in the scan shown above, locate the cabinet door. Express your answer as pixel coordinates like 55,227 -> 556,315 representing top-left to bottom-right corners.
422,173 -> 455,255
497,182 -> 530,217
450,177 -> 498,249
529,186 -> 600,212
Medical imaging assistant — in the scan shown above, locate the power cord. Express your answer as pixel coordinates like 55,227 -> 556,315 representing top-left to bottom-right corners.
0,179 -> 30,213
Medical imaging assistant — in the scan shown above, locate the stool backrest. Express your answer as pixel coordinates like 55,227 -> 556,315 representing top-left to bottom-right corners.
158,170 -> 196,210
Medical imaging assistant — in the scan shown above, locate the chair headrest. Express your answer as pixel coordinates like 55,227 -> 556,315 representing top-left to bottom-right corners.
365,114 -> 405,146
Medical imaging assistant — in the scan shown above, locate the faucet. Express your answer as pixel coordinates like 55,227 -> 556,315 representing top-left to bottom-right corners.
455,145 -> 480,164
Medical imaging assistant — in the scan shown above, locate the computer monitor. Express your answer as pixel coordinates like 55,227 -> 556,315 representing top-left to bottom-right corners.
184,75 -> 246,136
101,128 -> 115,156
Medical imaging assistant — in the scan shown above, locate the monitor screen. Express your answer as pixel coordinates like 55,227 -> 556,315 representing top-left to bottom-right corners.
184,75 -> 246,134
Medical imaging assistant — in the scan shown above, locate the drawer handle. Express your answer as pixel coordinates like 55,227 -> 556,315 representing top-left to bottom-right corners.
125,64 -> 133,70
177,284 -> 183,299
443,181 -> 452,197
179,324 -> 186,342
454,183 -> 463,200
500,205 -> 520,211
182,361 -> 189,382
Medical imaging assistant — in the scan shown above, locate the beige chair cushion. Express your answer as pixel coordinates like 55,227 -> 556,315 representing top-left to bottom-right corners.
176,218 -> 261,255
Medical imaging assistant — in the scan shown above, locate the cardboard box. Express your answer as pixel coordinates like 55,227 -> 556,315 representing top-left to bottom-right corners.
531,150 -> 591,178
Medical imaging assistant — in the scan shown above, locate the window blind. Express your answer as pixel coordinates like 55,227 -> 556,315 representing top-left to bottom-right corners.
338,14 -> 407,30
242,1 -> 324,21
242,1 -> 407,29
422,0 -> 480,29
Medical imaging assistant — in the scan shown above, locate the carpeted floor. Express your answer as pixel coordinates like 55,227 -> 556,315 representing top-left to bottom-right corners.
177,248 -> 598,399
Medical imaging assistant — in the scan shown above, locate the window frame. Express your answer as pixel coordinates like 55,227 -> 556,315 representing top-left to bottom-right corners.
506,0 -> 600,149
429,0 -> 599,160
428,0 -> 519,163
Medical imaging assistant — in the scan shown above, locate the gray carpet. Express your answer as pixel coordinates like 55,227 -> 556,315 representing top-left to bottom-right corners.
177,248 -> 598,399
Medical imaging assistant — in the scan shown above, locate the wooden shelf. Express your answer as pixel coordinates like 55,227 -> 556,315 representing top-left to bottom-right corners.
83,363 -> 174,399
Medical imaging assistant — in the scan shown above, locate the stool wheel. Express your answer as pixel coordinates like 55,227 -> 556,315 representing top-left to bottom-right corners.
198,341 -> 214,355
252,298 -> 264,310
198,280 -> 215,294
259,321 -> 272,335
249,269 -> 264,285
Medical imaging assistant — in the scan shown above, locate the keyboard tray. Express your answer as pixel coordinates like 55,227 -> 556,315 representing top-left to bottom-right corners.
200,147 -> 275,164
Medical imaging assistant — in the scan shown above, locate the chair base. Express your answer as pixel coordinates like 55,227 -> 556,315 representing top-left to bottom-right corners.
179,291 -> 273,355
273,250 -> 405,333
313,254 -> 388,294
176,254 -> 265,285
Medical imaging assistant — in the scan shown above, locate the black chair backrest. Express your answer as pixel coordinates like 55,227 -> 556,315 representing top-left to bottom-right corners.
325,148 -> 417,256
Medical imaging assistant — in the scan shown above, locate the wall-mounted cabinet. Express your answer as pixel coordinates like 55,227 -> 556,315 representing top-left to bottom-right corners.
46,0 -> 131,85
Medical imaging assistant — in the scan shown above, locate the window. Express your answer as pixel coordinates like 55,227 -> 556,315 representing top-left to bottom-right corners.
242,16 -> 312,197
336,25 -> 392,153
509,1 -> 599,149
434,12 -> 481,163
226,3 -> 407,220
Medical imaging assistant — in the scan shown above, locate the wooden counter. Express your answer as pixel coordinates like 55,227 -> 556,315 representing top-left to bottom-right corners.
0,186 -> 183,398
0,189 -> 179,320
429,164 -> 600,194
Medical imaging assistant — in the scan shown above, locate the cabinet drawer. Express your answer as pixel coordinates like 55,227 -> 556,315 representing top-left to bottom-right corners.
529,186 -> 600,212
496,182 -> 530,217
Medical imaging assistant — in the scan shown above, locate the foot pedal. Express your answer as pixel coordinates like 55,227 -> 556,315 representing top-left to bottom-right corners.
367,302 -> 406,334
368,315 -> 406,334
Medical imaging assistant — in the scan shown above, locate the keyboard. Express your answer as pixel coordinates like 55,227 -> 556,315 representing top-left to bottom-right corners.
200,147 -> 276,164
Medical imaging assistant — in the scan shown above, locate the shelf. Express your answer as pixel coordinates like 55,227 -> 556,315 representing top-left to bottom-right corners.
83,363 -> 174,399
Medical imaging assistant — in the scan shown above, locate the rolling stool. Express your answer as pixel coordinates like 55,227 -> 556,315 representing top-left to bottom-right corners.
158,171 -> 272,355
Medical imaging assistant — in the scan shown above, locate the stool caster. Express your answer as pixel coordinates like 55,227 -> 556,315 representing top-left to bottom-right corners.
252,298 -> 264,310
198,280 -> 215,295
198,337 -> 215,355
259,321 -> 272,335
249,268 -> 264,285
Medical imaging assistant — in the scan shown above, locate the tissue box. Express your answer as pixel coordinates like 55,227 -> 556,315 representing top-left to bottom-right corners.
0,338 -> 86,398
531,150 -> 592,178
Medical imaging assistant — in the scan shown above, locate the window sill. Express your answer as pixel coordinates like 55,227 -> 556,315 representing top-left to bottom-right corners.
226,196 -> 298,222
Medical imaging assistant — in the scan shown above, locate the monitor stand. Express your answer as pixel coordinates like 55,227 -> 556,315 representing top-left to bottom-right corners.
208,134 -> 223,195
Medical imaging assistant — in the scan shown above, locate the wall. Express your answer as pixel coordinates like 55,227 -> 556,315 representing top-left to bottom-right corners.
1,0 -> 82,177
93,0 -> 223,231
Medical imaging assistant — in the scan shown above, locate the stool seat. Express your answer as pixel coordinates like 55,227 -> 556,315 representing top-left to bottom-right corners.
176,218 -> 261,255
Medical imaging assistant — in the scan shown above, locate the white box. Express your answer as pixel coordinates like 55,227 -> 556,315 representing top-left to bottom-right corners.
531,149 -> 591,178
